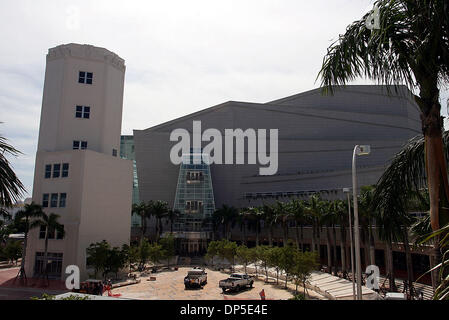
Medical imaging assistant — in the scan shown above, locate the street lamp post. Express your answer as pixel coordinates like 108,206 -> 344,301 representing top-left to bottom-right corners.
352,145 -> 370,300
343,187 -> 356,300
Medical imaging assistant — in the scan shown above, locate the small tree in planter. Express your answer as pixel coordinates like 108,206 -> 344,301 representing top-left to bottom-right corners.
236,245 -> 251,274
159,234 -> 176,270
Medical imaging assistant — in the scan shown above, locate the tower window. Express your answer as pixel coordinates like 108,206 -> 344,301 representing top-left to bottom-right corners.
62,163 -> 69,177
78,71 -> 93,84
75,106 -> 90,119
73,141 -> 87,150
42,194 -> 49,208
59,193 -> 67,208
53,164 -> 60,178
50,193 -> 58,208
45,165 -> 52,179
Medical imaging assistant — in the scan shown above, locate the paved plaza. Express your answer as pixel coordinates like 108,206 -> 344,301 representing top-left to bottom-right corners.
113,267 -> 296,300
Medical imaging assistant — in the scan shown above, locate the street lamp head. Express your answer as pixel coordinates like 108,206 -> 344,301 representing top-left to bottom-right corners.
355,145 -> 371,156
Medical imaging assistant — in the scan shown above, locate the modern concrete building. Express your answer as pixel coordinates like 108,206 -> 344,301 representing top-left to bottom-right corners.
26,43 -> 132,280
134,85 -> 422,255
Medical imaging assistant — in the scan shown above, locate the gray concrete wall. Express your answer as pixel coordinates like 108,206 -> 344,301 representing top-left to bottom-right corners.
134,85 -> 421,212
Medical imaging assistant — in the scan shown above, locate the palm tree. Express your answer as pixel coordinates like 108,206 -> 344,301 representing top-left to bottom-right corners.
132,202 -> 151,242
262,204 -> 277,246
31,212 -> 64,282
273,201 -> 291,247
319,0 -> 449,237
333,199 -> 349,276
165,208 -> 180,234
237,209 -> 250,245
13,202 -> 44,281
305,194 -> 325,255
245,206 -> 264,246
0,135 -> 26,209
150,200 -> 169,240
372,133 -> 449,289
213,205 -> 238,240
289,199 -> 307,251
359,186 -> 377,266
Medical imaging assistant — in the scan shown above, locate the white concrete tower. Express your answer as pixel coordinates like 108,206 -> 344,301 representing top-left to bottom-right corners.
26,43 -> 132,280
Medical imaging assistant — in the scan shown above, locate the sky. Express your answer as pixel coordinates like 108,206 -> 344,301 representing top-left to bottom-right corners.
0,0 -> 448,199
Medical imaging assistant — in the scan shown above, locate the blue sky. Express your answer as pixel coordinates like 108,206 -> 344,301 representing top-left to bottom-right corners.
0,0 -> 448,199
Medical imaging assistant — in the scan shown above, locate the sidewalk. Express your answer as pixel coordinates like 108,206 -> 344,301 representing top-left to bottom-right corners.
0,267 -> 68,299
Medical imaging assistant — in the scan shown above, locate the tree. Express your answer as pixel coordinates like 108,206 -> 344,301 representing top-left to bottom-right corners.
279,244 -> 296,288
318,0 -> 449,256
159,234 -> 175,269
236,245 -> 251,274
267,246 -> 283,284
104,246 -> 126,279
147,242 -> 163,268
305,194 -> 325,255
165,208 -> 180,234
291,251 -> 319,295
256,245 -> 271,282
150,200 -> 169,240
262,204 -> 277,247
14,202 -> 45,281
289,199 -> 307,251
206,240 -> 220,267
3,240 -> 22,265
245,207 -> 264,246
132,202 -> 151,242
213,205 -> 238,240
0,135 -> 26,209
221,240 -> 238,272
31,212 -> 65,280
121,243 -> 139,273
248,246 -> 260,277
86,240 -> 111,279
273,201 -> 291,247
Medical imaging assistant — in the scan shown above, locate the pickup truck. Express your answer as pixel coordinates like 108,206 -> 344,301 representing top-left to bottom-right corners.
184,269 -> 207,289
219,273 -> 254,292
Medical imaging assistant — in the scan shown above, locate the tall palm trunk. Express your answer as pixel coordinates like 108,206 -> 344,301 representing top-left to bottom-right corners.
255,221 -> 260,247
340,226 -> 347,275
368,219 -> 376,266
295,222 -> 300,250
423,101 -> 449,287
311,225 -> 316,252
385,241 -> 397,292
43,231 -> 49,280
18,230 -> 29,280
268,225 -> 273,247
402,226 -> 414,298
332,225 -> 338,274
242,222 -> 247,246
282,221 -> 288,247
326,227 -> 332,274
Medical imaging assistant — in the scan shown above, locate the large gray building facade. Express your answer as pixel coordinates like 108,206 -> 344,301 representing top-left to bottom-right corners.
134,85 -> 421,210
133,85 -> 431,279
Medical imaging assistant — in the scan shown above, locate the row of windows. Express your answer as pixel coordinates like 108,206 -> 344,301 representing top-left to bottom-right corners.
42,193 -> 67,208
39,225 -> 64,240
78,71 -> 93,84
45,163 -> 69,179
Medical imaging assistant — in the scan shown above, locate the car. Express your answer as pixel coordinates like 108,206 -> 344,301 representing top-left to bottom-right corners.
184,269 -> 207,289
219,273 -> 254,293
